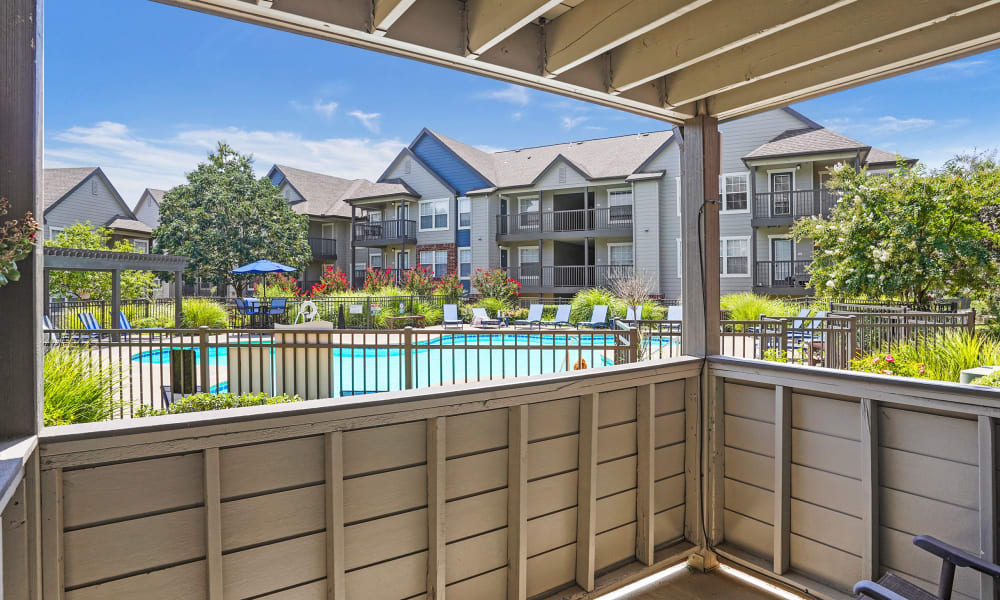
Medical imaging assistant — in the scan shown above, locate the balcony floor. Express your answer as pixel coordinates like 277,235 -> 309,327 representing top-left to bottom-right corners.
620,568 -> 783,600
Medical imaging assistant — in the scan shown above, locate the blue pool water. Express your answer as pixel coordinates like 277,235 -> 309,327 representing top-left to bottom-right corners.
133,333 -> 678,396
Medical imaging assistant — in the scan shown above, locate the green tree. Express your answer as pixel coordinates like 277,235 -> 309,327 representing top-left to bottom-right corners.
153,142 -> 310,295
793,158 -> 1000,307
46,223 -> 159,299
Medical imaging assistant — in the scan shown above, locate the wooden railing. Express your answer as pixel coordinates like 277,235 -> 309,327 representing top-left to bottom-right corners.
34,357 -> 702,600
497,207 -> 633,238
308,237 -> 337,258
753,260 -> 811,288
508,264 -> 635,290
352,219 -> 417,245
752,188 -> 839,220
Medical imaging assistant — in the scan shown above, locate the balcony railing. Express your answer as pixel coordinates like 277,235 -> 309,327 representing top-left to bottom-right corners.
508,263 -> 634,290
351,267 -> 422,288
352,219 -> 417,246
308,237 -> 337,258
753,259 -> 811,288
497,206 -> 632,238
752,188 -> 839,221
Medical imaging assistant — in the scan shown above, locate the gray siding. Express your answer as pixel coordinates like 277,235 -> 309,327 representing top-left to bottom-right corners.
534,159 -> 589,190
632,180 -> 660,292
134,192 -> 160,227
383,155 -> 455,246
469,194 -> 496,277
641,143 -> 681,300
44,173 -> 131,240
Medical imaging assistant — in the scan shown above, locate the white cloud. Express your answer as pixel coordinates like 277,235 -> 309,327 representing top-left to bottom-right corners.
871,116 -> 935,134
821,114 -> 935,135
511,111 -> 523,121
45,120 -> 406,205
477,85 -> 530,106
349,110 -> 381,133
913,58 -> 991,81
585,125 -> 607,131
312,100 -> 338,119
561,115 -> 589,130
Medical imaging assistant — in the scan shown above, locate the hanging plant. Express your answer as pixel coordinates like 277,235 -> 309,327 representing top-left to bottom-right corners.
0,198 -> 39,287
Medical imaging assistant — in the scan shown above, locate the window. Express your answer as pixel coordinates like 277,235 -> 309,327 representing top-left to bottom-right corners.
518,196 -> 540,230
459,248 -> 472,278
91,179 -> 97,195
367,209 -> 381,222
419,199 -> 449,231
608,188 -> 633,223
458,197 -> 471,229
131,239 -> 149,254
369,253 -> 382,268
720,173 -> 749,212
48,226 -> 64,241
518,196 -> 539,213
396,250 -> 411,269
518,246 -> 539,265
420,250 -> 448,277
608,243 -> 633,266
675,177 -> 682,216
720,237 -> 750,276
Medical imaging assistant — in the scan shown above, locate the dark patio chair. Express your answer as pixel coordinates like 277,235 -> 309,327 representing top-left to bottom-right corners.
855,535 -> 1000,600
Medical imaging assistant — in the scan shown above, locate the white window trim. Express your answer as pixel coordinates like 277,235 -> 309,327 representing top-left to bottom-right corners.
418,198 -> 450,232
676,238 -> 682,278
767,235 -> 794,261
48,226 -> 64,241
518,195 -> 540,213
675,177 -> 681,217
518,246 -> 540,265
458,247 -> 472,280
321,222 -> 337,237
419,249 -> 449,277
457,196 -> 471,230
606,242 -> 634,266
720,236 -> 751,277
607,187 -> 633,205
369,251 -> 383,268
766,168 -> 796,191
719,172 -> 750,214
394,249 -> 412,269
131,239 -> 149,253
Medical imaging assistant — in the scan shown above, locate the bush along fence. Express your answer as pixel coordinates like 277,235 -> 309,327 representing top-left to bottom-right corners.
43,326 -> 640,420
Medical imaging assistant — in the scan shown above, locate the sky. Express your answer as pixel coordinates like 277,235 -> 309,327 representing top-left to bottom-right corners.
44,0 -> 1000,206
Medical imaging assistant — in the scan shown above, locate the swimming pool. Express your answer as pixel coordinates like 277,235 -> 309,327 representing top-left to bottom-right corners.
132,333 -> 677,396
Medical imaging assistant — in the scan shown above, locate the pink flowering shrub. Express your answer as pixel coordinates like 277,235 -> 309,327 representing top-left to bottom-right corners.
851,353 -> 928,379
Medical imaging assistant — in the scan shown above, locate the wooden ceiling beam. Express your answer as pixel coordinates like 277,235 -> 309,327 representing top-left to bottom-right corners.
608,0 -> 856,93
665,0 -> 997,106
543,0 -> 709,77
708,3 -> 1000,118
371,0 -> 417,35
465,0 -> 563,57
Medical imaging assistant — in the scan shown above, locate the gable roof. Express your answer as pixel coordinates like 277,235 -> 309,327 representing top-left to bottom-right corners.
269,165 -> 358,219
420,129 -> 499,185
377,147 -> 458,195
865,147 -> 917,168
104,216 -> 153,235
743,127 -> 870,161
43,167 -> 135,218
342,178 -> 420,202
140,188 -> 166,207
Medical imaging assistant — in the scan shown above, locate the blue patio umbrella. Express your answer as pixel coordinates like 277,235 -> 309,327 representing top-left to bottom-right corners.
232,259 -> 296,299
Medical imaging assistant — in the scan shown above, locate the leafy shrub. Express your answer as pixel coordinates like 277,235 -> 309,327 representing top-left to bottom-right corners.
416,301 -> 444,326
851,353 -> 929,379
762,348 -> 788,363
972,369 -> 1000,387
0,197 -> 39,287
471,269 -> 520,304
182,298 -> 229,328
137,392 -> 302,416
44,346 -> 123,425
363,266 -> 393,292
721,292 -> 797,321
569,288 -> 626,323
476,296 -> 514,317
256,273 -> 303,298
436,272 -> 465,303
133,315 -> 172,328
310,266 -> 349,296
883,332 -> 1000,382
401,266 -> 436,295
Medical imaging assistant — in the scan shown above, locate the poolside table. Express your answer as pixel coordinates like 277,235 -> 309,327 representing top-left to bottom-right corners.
386,315 -> 426,329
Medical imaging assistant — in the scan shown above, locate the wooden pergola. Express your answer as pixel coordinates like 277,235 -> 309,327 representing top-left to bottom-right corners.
42,247 -> 190,329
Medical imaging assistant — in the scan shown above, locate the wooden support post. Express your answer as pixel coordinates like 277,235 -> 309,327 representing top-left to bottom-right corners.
773,386 -> 792,574
325,431 -> 346,599
576,393 -> 599,591
204,448 -> 223,600
507,405 -> 528,600
684,376 -> 703,546
2,479 -> 28,599
0,0 -> 43,439
427,418 -> 446,600
678,115 -> 721,357
111,269 -> 122,331
636,384 -> 655,565
978,416 -> 996,600
860,398 -> 879,581
706,375 -> 725,545
40,469 -> 64,600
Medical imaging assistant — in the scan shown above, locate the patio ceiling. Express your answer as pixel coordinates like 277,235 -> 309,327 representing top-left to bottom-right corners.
156,0 -> 1000,124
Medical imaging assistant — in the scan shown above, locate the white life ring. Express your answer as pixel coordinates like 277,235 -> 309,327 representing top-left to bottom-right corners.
296,300 -> 319,323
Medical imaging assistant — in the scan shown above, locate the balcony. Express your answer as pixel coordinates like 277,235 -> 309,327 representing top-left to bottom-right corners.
308,237 -> 337,259
352,219 -> 417,247
352,267 -> 419,288
509,263 -> 633,293
497,207 -> 633,241
753,259 -> 811,294
751,188 -> 839,227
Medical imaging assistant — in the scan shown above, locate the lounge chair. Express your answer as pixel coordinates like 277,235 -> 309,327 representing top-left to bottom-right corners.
514,304 -> 544,329
119,311 -> 134,330
541,305 -> 571,328
267,297 -> 287,316
471,307 -> 501,328
576,305 -> 609,329
624,305 -> 643,322
789,310 -> 826,341
666,305 -> 682,322
443,304 -> 463,329
855,535 -> 1000,600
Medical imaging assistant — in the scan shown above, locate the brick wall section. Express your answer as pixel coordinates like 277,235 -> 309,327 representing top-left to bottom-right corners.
416,243 -> 457,276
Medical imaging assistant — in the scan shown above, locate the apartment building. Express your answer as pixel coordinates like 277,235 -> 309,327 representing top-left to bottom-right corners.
332,107 -> 914,297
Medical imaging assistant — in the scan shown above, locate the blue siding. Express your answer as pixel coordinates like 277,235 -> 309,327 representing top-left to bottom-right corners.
411,135 -> 491,195
456,229 -> 471,247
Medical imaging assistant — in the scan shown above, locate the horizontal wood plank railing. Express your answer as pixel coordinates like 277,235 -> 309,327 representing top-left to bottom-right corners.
706,356 -> 1000,600
36,357 -> 703,600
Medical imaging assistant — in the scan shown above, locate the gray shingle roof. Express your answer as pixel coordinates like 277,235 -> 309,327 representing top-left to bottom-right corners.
342,178 -> 420,202
422,129 -> 674,190
273,165 -> 360,218
743,128 -> 870,160
44,167 -> 99,210
104,217 -> 152,234
145,188 -> 166,205
865,147 -> 915,167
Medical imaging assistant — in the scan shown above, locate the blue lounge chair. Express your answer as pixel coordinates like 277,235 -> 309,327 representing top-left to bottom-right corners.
666,305 -> 682,322
576,305 -> 609,329
471,307 -> 501,328
119,311 -> 133,330
541,305 -> 571,328
624,305 -> 643,322
514,304 -> 544,329
443,304 -> 463,328
267,297 -> 287,316
789,310 -> 826,341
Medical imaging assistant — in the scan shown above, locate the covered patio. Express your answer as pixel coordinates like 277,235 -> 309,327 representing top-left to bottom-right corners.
3,2 -> 1000,600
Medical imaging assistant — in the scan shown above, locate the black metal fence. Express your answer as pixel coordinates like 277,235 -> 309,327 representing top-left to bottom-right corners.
47,298 -> 178,329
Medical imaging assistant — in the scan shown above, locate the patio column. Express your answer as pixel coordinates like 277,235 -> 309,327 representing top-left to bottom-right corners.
0,0 -> 43,437
679,114 -> 721,357
351,206 -> 356,287
174,271 -> 184,327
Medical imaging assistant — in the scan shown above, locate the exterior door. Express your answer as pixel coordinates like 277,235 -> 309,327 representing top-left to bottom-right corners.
770,172 -> 793,216
772,238 -> 793,285
499,198 -> 508,235
499,247 -> 509,270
